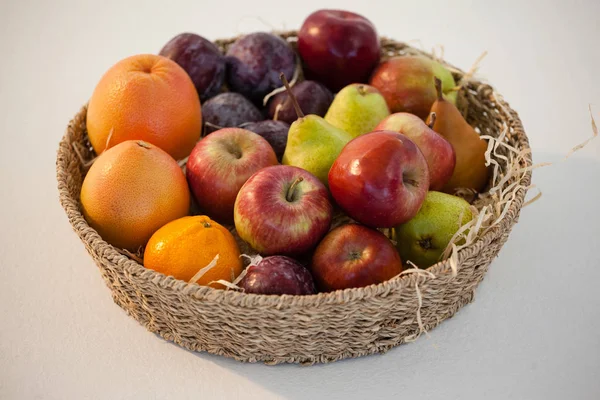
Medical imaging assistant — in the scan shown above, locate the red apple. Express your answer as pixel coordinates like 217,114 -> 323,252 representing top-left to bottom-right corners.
234,165 -> 332,256
375,113 -> 456,190
186,128 -> 277,223
328,131 -> 429,228
369,56 -> 457,119
298,9 -> 380,92
311,224 -> 402,291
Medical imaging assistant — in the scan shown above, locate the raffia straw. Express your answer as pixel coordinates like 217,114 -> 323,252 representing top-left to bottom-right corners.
104,128 -> 114,151
116,248 -> 144,264
565,105 -> 598,159
71,142 -> 95,169
431,44 -> 445,63
235,15 -> 280,35
189,254 -> 219,284
401,263 -> 436,342
262,56 -> 302,106
178,156 -> 189,168
273,103 -> 283,121
523,186 -> 542,208
207,254 -> 262,290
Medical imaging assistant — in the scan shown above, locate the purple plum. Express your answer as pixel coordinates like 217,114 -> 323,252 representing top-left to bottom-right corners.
202,92 -> 263,134
239,256 -> 316,295
239,120 -> 289,161
267,80 -> 333,124
159,33 -> 225,102
225,32 -> 296,103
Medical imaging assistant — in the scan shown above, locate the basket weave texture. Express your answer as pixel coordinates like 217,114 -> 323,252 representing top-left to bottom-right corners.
56,32 -> 532,365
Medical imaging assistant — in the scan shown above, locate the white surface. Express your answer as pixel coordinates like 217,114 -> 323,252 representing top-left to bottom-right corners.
1,0 -> 599,399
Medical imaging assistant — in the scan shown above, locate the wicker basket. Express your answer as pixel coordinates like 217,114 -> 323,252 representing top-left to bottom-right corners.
56,32 -> 532,365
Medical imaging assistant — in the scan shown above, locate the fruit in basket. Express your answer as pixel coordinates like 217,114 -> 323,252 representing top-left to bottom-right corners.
186,128 -> 277,223
278,75 -> 353,186
311,224 -> 402,291
238,256 -> 316,295
80,140 -> 190,250
225,32 -> 296,103
392,191 -> 473,269
298,9 -> 380,92
239,120 -> 289,161
427,78 -> 489,193
369,56 -> 457,120
87,54 -> 201,160
234,165 -> 332,256
201,92 -> 263,134
375,112 -> 456,190
144,216 -> 242,288
324,84 -> 390,138
329,131 -> 429,228
159,33 -> 226,102
267,80 -> 333,124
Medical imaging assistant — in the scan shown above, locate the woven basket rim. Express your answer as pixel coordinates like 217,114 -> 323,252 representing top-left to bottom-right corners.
57,33 -> 532,309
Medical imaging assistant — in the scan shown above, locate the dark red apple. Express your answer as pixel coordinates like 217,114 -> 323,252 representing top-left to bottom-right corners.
311,224 -> 402,291
375,112 -> 456,190
328,131 -> 429,228
234,165 -> 332,256
239,256 -> 316,295
298,10 -> 380,92
186,128 -> 277,223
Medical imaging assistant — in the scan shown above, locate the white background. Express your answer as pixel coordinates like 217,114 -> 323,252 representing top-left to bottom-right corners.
1,0 -> 599,399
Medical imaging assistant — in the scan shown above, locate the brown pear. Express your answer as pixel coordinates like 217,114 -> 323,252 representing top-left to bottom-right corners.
426,78 -> 490,193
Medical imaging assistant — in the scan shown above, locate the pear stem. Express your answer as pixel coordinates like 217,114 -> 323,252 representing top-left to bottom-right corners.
357,84 -> 367,96
427,112 -> 437,129
286,176 -> 304,202
434,77 -> 444,101
279,72 -> 304,118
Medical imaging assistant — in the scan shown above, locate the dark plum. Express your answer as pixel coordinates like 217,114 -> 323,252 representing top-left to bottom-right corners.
225,32 -> 296,103
159,33 -> 225,102
267,80 -> 333,124
239,120 -> 289,161
239,256 -> 316,295
202,92 -> 263,134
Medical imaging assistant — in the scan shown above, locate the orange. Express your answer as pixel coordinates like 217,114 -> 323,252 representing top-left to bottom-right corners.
87,54 -> 202,160
80,140 -> 190,250
143,216 -> 243,288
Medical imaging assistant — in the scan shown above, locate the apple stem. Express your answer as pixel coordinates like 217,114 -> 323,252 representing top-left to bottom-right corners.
427,112 -> 437,129
279,72 -> 304,118
434,77 -> 444,101
286,176 -> 304,202
357,85 -> 367,96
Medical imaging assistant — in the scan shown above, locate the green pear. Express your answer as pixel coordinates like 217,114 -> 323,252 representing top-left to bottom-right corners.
324,84 -> 390,138
282,115 -> 353,186
392,191 -> 473,269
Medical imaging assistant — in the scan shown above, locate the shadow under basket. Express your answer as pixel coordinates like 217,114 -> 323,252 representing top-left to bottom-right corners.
56,32 -> 532,365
